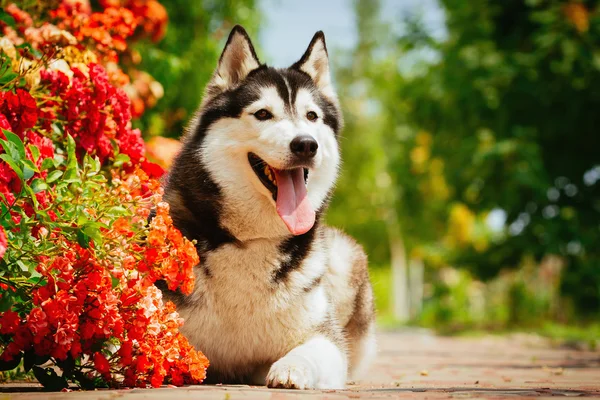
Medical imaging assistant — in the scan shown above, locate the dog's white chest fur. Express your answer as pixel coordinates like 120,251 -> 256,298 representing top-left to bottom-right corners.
178,238 -> 330,376
163,25 -> 376,389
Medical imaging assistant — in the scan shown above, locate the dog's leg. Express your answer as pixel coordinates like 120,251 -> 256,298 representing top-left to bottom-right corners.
266,334 -> 347,389
345,279 -> 377,380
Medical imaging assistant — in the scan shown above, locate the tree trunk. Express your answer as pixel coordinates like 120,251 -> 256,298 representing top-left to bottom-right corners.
388,213 -> 409,322
409,258 -> 424,318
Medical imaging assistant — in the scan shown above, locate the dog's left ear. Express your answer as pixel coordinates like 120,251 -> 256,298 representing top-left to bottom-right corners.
292,31 -> 332,92
206,25 -> 261,96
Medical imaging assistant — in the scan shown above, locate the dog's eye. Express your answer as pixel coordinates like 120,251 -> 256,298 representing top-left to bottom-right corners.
254,109 -> 273,121
306,111 -> 318,122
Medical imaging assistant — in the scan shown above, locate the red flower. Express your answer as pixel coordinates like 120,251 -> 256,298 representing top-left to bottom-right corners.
26,308 -> 50,338
4,4 -> 33,31
93,352 -> 111,376
0,225 -> 6,260
118,128 -> 145,163
0,1 -> 211,389
0,89 -> 38,136
25,131 -> 54,167
0,310 -> 20,335
0,114 -> 11,131
141,159 -> 164,178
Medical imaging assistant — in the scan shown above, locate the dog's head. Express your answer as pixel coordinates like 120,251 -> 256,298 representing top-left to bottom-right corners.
176,26 -> 342,241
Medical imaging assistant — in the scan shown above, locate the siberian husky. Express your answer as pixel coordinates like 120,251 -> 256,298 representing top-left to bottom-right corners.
162,25 -> 376,389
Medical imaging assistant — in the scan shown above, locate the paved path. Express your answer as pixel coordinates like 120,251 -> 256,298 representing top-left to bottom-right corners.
2,330 -> 599,398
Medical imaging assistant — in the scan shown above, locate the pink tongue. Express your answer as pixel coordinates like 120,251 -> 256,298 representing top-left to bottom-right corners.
273,168 -> 315,235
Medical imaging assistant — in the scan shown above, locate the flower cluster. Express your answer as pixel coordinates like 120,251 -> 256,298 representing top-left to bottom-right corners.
0,1 -> 208,390
51,0 -> 167,61
0,167 -> 205,388
41,64 -> 145,163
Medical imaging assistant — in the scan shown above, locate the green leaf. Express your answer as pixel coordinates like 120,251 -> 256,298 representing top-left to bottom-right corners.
0,199 -> 8,217
0,11 -> 16,29
29,144 -> 40,163
82,222 -> 103,246
51,123 -> 62,136
0,138 -> 20,163
106,206 -> 129,217
0,71 -> 18,85
46,170 -> 63,183
22,164 -> 35,181
21,158 -> 39,175
0,291 -> 15,312
63,134 -> 79,182
111,276 -> 120,289
0,153 -> 23,180
32,366 -> 68,391
0,352 -> 22,372
1,129 -> 26,160
27,275 -> 44,285
73,370 -> 97,390
16,260 -> 29,273
113,153 -> 130,167
40,157 -> 55,171
31,178 -> 49,194
76,229 -> 90,249
23,350 -> 50,373
23,351 -> 34,372
23,185 -> 39,208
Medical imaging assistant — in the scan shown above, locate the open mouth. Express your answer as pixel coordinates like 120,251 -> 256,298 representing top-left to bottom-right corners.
248,153 -> 314,236
248,153 -> 308,201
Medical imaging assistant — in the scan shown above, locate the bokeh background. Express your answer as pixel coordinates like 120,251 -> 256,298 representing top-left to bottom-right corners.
138,0 -> 600,342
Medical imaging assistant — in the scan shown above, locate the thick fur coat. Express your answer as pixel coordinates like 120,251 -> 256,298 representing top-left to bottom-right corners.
161,25 -> 376,389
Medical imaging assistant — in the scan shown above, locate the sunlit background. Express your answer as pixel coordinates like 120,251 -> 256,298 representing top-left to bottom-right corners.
140,0 -> 600,342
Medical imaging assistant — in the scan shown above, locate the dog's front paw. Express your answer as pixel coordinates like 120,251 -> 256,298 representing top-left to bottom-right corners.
266,356 -> 315,390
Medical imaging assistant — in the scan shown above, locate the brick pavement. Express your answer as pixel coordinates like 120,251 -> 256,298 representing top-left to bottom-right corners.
2,329 -> 599,399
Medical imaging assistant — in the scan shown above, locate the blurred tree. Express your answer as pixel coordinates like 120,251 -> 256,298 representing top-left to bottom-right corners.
132,0 -> 259,138
335,0 -> 600,318
330,0 -> 600,321
402,0 -> 600,316
330,0 -> 417,320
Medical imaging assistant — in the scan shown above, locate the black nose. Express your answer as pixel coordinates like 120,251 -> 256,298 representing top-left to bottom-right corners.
290,135 -> 318,158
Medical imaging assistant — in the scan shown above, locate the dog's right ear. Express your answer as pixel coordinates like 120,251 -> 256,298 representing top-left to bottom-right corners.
206,25 -> 261,96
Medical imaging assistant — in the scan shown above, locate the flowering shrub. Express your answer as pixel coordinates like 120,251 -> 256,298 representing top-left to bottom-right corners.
0,1 -> 208,390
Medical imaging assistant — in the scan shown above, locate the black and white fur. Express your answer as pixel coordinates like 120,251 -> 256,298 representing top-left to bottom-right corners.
162,25 -> 376,389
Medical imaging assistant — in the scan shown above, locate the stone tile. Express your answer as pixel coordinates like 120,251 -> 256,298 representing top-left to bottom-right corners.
2,331 -> 599,399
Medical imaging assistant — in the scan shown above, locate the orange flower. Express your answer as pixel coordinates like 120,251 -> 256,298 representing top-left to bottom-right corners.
112,217 -> 131,235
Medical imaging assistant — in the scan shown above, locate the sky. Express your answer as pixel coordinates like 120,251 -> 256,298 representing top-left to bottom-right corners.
258,0 -> 446,67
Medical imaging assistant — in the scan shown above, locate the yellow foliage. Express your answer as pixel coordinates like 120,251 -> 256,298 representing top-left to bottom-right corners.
430,157 -> 445,174
430,174 -> 450,201
415,131 -> 433,147
410,146 -> 430,171
473,237 -> 489,253
447,203 -> 475,246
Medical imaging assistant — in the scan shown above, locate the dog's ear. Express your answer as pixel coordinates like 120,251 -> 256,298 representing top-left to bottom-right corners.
292,31 -> 332,93
207,25 -> 260,95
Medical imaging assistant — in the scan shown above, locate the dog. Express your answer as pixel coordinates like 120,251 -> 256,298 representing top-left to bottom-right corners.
161,25 -> 376,389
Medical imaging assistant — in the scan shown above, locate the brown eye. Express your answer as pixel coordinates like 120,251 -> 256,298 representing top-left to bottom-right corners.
254,109 -> 273,121
306,111 -> 318,121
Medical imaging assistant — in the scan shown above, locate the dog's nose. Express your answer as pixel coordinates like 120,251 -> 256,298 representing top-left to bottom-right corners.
290,135 -> 318,159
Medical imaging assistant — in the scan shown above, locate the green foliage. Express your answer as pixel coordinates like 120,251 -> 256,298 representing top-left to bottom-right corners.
404,0 -> 600,315
134,0 -> 259,138
334,0 -> 600,321
0,131 -> 127,313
